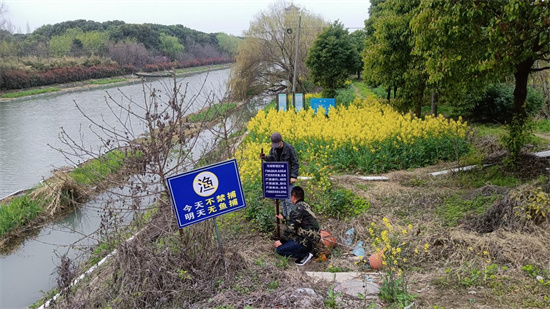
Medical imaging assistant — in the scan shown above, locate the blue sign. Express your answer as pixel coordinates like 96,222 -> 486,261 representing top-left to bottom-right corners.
166,159 -> 246,229
278,93 -> 287,111
310,98 -> 335,115
295,93 -> 304,111
262,161 -> 289,199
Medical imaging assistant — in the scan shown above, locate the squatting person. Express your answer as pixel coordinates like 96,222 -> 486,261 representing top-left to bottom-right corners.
274,186 -> 320,266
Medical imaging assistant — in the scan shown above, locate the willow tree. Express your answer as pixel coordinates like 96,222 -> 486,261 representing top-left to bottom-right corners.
229,1 -> 327,99
412,0 -> 550,162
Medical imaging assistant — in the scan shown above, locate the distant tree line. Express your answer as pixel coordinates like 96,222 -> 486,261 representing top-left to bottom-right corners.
0,16 -> 242,90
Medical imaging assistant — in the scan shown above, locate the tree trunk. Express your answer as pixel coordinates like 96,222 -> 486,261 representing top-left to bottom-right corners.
431,90 -> 438,117
387,86 -> 391,103
506,58 -> 535,163
393,85 -> 398,99
415,83 -> 425,118
513,58 -> 533,123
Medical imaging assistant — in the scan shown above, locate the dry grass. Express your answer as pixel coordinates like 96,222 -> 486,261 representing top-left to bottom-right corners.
46,156 -> 550,309
343,165 -> 550,308
29,170 -> 89,216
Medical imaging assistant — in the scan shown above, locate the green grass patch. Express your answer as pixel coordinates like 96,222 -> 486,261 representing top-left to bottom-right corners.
471,123 -> 507,138
0,194 -> 43,237
352,80 -> 375,99
421,104 -> 458,118
535,119 -> 550,133
1,88 -> 61,98
438,194 -> 500,227
70,149 -> 128,185
456,165 -> 521,188
188,102 -> 237,122
88,78 -> 126,85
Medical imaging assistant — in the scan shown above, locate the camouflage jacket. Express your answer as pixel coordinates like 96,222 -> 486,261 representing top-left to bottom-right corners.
281,200 -> 320,250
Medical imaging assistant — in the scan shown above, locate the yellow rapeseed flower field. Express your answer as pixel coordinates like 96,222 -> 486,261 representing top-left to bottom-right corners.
236,96 -> 469,184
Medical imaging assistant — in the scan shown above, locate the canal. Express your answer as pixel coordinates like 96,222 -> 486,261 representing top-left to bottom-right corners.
0,68 -> 263,308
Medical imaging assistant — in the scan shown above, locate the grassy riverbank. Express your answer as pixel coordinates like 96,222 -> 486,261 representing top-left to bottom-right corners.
0,63 -> 231,101
1,88 -> 61,99
0,149 -> 129,249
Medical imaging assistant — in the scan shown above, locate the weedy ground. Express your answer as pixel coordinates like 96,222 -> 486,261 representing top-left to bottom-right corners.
39,129 -> 550,309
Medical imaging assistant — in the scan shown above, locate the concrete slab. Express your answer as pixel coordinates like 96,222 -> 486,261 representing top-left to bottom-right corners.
334,279 -> 380,298
534,150 -> 550,158
305,271 -> 364,283
358,176 -> 389,181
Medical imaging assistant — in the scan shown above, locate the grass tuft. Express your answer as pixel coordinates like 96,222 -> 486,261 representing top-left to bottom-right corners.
1,88 -> 61,98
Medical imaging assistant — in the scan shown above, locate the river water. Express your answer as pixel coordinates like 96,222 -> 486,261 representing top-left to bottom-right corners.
0,69 -> 231,199
0,68 -> 263,308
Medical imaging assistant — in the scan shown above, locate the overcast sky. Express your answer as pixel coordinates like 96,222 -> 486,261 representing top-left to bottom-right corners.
3,0 -> 369,35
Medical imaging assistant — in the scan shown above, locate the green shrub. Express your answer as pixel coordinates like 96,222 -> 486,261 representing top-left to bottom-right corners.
243,181 -> 276,233
317,187 -> 370,219
371,85 -> 387,99
334,85 -> 356,108
464,83 -> 544,124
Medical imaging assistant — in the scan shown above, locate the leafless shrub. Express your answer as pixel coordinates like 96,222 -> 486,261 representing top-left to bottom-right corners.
46,70 -> 249,307
107,41 -> 151,68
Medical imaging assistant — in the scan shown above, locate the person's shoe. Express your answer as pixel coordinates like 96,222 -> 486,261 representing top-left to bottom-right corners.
295,253 -> 313,266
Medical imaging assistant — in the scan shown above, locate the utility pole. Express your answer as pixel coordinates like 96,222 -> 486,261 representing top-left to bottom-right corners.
291,14 -> 301,110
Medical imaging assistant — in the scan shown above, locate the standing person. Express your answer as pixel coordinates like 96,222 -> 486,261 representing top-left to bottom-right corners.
274,186 -> 320,266
260,132 -> 299,217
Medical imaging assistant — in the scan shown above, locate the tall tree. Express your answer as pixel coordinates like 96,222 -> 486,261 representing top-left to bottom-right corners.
412,0 -> 550,161
306,21 -> 355,98
229,1 -> 327,99
349,29 -> 366,79
159,33 -> 184,60
363,0 -> 425,113
216,32 -> 241,59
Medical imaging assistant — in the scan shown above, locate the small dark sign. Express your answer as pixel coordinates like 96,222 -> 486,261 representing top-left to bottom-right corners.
262,161 -> 289,199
